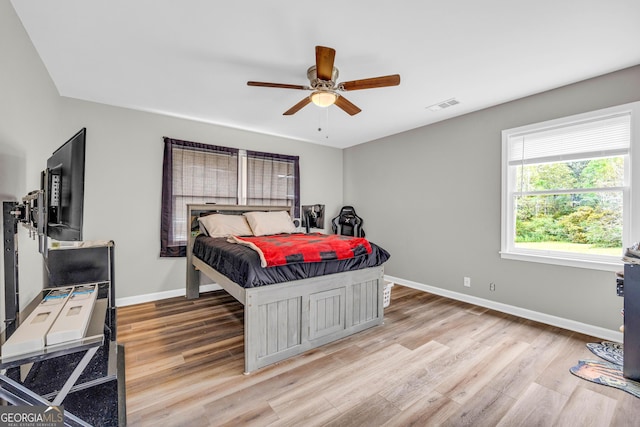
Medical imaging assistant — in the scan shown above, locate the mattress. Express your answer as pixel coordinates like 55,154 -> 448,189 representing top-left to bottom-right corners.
192,234 -> 391,288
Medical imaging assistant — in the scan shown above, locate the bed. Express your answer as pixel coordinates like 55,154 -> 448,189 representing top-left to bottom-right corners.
185,204 -> 390,373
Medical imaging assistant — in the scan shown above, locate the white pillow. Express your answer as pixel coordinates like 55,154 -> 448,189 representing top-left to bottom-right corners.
243,211 -> 296,236
198,214 -> 253,238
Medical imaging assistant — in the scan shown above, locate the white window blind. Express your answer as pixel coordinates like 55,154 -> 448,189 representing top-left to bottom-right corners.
508,113 -> 631,166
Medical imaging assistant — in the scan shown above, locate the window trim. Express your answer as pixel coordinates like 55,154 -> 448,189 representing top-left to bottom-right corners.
501,101 -> 640,271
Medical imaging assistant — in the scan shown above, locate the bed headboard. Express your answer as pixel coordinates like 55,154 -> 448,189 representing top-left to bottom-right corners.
187,203 -> 293,217
186,204 -> 294,235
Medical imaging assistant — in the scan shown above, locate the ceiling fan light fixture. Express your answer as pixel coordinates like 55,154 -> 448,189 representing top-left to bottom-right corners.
310,91 -> 337,108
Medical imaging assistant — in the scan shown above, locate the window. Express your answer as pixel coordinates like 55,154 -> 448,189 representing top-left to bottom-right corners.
160,138 -> 300,257
501,102 -> 640,271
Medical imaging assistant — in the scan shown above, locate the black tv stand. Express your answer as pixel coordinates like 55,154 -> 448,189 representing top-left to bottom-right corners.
0,214 -> 125,426
0,282 -> 123,426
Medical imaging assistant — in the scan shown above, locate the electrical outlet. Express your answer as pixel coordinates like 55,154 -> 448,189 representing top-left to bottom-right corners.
464,277 -> 471,287
489,282 -> 496,291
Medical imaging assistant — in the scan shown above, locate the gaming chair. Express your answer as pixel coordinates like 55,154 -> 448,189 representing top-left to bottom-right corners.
331,206 -> 365,237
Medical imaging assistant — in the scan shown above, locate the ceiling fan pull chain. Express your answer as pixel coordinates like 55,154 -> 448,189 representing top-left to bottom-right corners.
325,107 -> 330,139
317,107 -> 330,139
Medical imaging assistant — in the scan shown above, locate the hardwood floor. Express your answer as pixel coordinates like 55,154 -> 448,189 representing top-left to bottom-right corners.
117,285 -> 640,426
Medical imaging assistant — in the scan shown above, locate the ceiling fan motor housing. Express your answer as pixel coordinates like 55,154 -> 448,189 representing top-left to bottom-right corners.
307,66 -> 339,91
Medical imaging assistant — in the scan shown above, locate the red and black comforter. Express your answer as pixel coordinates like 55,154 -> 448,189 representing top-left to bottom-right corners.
227,233 -> 372,267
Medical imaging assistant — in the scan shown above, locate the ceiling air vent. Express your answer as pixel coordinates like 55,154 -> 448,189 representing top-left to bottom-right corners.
427,98 -> 460,112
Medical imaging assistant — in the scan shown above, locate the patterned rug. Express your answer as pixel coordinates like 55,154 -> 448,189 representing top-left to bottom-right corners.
570,341 -> 640,399
586,341 -> 624,365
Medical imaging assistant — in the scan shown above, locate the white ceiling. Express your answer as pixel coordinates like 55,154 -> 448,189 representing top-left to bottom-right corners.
11,0 -> 640,149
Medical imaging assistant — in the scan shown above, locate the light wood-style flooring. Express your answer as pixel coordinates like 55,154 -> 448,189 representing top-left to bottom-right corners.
117,285 -> 640,426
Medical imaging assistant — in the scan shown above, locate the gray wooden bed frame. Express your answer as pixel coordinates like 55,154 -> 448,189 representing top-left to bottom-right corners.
185,204 -> 385,373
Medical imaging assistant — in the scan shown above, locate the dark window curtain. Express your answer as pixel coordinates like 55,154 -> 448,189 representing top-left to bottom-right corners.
246,150 -> 300,218
160,138 -> 239,257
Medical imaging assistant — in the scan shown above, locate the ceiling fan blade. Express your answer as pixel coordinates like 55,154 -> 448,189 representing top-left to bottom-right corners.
283,97 -> 312,115
315,46 -> 336,81
340,74 -> 401,91
334,96 -> 361,116
247,81 -> 308,90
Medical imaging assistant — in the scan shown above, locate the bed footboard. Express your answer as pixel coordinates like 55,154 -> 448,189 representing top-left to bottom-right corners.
243,266 -> 384,373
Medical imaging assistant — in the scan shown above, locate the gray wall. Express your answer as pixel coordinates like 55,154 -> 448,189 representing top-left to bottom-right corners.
1,0 -> 63,312
344,65 -> 640,332
1,2 -> 343,307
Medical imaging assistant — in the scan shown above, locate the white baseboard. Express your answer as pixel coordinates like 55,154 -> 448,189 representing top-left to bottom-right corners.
116,276 -> 623,343
116,284 -> 222,307
384,274 -> 623,343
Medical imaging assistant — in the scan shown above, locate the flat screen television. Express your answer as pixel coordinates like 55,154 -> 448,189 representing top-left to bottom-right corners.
43,128 -> 86,241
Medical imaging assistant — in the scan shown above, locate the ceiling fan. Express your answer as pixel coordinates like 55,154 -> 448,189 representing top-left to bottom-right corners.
247,46 -> 400,116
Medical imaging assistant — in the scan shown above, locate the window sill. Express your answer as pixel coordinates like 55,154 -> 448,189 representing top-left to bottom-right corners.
500,251 -> 623,272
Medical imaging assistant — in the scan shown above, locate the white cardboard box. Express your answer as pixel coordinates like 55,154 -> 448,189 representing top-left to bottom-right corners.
2,287 -> 73,358
46,284 -> 98,346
